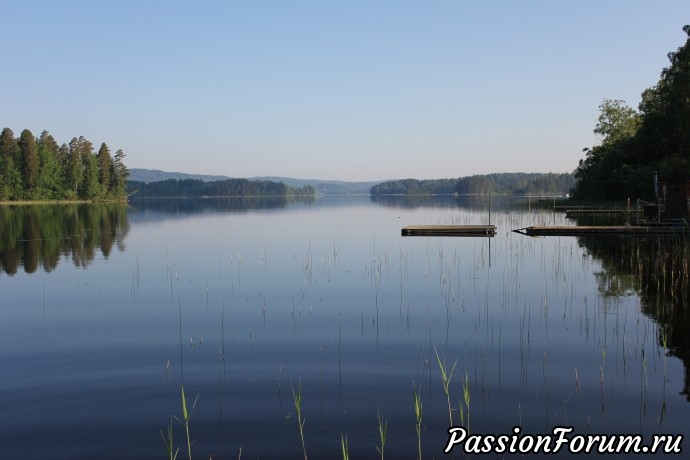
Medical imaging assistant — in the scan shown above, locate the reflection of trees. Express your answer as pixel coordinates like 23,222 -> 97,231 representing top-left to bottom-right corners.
0,204 -> 129,275
578,236 -> 690,401
370,194 -> 504,210
128,196 -> 317,215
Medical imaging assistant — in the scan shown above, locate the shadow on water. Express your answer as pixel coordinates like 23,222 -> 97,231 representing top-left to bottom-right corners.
577,235 -> 690,401
0,204 -> 129,275
371,193 -> 497,210
128,195 -> 317,216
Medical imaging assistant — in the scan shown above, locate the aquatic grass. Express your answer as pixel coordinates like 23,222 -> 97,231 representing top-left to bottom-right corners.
292,380 -> 308,460
413,382 -> 423,460
462,372 -> 471,432
160,416 -> 179,460
340,433 -> 349,460
175,384 -> 198,460
376,411 -> 387,460
433,346 -> 458,426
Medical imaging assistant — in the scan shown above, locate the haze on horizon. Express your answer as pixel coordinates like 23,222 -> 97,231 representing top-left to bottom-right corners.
2,1 -> 688,182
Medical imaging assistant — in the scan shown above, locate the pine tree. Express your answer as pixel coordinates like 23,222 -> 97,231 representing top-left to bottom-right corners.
19,129 -> 39,193
36,131 -> 62,198
112,149 -> 129,198
67,137 -> 84,198
0,128 -> 22,199
97,142 -> 112,193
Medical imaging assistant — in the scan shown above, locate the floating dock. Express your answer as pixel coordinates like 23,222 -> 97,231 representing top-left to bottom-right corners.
564,209 -> 643,218
401,225 -> 496,237
513,225 -> 690,237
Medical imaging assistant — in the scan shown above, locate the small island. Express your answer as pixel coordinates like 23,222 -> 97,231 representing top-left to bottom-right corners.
0,129 -> 128,202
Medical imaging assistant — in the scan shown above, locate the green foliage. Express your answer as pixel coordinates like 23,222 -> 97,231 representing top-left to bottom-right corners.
97,143 -> 112,192
0,128 -> 128,202
111,149 -> 129,198
0,129 -> 21,199
594,99 -> 641,144
127,178 -> 317,198
575,26 -> 690,200
370,173 -> 574,196
19,129 -> 39,191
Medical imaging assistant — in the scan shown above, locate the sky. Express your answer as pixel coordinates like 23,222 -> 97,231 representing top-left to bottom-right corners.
1,1 -> 689,181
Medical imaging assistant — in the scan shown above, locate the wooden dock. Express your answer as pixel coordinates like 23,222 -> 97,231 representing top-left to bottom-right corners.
402,225 -> 496,237
513,225 -> 690,237
564,209 -> 642,217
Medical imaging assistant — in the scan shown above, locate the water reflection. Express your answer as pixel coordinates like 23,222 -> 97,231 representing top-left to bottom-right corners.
578,235 -> 690,401
370,193 -> 496,210
0,204 -> 129,275
128,195 -> 317,216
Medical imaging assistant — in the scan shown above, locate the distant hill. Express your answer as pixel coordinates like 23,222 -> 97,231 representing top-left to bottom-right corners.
129,169 -> 382,194
129,168 -> 230,183
249,176 -> 381,194
371,173 -> 576,196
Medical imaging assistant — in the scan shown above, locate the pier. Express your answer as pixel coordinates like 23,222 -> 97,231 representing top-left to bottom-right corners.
401,225 -> 496,237
513,225 -> 690,237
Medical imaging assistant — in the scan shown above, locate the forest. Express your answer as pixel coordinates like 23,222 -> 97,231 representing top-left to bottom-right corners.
127,178 -> 316,198
370,172 -> 575,196
573,26 -> 690,200
0,128 -> 128,201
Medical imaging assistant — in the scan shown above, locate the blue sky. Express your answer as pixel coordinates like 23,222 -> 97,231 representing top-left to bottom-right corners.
1,1 -> 688,181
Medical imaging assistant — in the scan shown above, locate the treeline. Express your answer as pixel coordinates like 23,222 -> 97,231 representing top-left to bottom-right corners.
574,26 -> 690,200
127,178 -> 316,198
370,173 -> 575,195
0,128 -> 128,201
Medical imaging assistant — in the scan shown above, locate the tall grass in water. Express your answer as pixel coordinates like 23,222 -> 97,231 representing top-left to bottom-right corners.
160,296 -> 198,460
176,385 -> 198,460
340,433 -> 349,460
462,372 -> 471,432
292,380 -> 308,460
376,411 -> 387,460
434,346 -> 458,426
413,382 -> 423,460
160,417 -> 179,460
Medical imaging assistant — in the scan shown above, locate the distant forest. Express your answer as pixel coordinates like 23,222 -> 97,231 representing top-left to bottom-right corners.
0,128 -> 128,201
370,172 -> 575,196
573,26 -> 690,200
127,178 -> 316,198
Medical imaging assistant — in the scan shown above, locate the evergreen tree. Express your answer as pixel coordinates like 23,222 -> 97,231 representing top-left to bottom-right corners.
67,137 -> 84,197
97,143 -> 111,193
36,131 -> 63,198
81,153 -> 102,199
0,127 -> 128,202
112,149 -> 129,197
19,129 -> 39,193
0,128 -> 22,199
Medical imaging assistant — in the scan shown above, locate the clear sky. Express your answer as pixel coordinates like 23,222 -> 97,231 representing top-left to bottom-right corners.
1,1 -> 689,181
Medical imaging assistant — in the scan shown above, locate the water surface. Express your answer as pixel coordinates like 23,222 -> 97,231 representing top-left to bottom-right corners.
1,196 -> 688,459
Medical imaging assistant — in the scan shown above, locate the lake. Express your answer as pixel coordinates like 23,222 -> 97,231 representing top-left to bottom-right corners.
1,196 -> 688,459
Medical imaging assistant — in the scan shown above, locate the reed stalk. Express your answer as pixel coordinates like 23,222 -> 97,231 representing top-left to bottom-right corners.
433,346 -> 458,426
376,411 -> 387,460
160,416 -> 179,460
462,372 -> 471,432
341,433 -> 349,460
413,382 -> 423,460
292,380 -> 308,460
175,384 -> 198,460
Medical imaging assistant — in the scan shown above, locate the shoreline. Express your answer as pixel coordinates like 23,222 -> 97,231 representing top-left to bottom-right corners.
0,199 -> 127,206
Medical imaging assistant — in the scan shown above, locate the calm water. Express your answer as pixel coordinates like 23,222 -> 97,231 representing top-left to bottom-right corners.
1,196 -> 688,459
